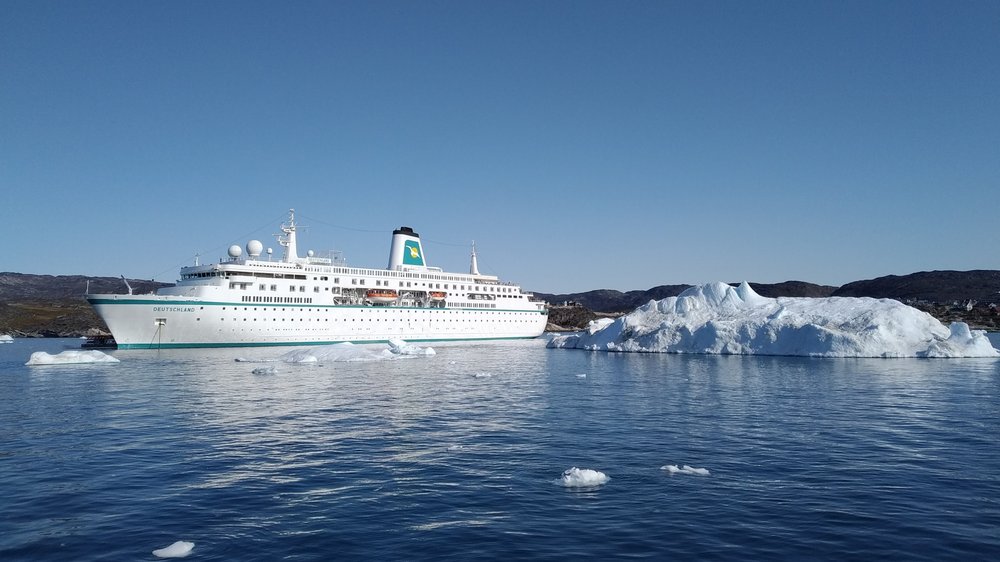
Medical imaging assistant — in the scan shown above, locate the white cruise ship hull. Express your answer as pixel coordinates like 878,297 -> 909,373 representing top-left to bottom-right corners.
88,294 -> 548,349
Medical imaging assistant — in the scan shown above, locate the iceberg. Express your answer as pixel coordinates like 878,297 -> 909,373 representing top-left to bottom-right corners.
548,282 -> 999,358
0,334 -> 13,343
25,350 -> 120,366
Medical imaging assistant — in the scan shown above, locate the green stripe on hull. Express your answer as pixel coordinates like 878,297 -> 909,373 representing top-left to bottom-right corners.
116,335 -> 542,350
87,298 -> 546,314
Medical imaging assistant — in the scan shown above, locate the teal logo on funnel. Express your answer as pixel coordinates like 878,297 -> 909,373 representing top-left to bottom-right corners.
403,240 -> 424,266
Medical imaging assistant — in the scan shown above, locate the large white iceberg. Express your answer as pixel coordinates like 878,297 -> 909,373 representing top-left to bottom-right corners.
547,282 -> 999,358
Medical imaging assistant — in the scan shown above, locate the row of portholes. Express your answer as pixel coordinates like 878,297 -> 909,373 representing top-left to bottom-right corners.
224,306 -> 535,315
214,317 -> 536,323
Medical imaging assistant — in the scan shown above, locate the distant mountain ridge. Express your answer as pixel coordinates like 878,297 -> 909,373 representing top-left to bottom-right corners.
1,270 -> 998,336
832,270 -> 1000,303
535,271 -> 1000,313
534,281 -> 839,313
0,272 -> 171,301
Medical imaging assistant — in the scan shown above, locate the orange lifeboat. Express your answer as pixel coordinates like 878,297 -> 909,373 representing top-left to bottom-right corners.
429,291 -> 446,301
366,289 -> 398,304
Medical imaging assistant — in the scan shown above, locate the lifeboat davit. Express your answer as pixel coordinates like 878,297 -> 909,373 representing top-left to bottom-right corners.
429,291 -> 446,301
366,289 -> 398,304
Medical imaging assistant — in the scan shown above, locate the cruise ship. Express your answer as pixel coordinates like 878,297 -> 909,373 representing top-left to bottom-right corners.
86,210 -> 549,349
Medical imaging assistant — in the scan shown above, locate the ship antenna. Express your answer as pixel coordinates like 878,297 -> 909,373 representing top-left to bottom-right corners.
121,275 -> 134,295
470,241 -> 480,275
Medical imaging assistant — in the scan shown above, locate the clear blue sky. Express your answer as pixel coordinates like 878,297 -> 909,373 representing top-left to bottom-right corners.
3,0 -> 998,293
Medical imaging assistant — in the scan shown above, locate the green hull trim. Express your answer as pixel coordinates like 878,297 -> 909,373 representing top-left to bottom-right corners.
87,298 -> 546,315
116,335 -> 542,350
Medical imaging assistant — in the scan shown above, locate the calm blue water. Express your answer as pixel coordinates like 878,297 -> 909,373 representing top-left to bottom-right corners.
2,336 -> 999,561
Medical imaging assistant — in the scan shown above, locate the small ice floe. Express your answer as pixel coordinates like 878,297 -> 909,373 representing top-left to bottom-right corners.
447,444 -> 466,452
0,334 -> 14,343
252,366 -> 277,375
661,464 -> 710,476
576,373 -> 587,378
25,350 -> 120,366
472,372 -> 492,378
559,467 -> 610,488
152,540 -> 194,558
388,338 -> 436,356
275,340 -> 436,363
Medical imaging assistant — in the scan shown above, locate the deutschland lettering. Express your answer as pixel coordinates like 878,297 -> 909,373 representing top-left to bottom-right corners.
152,307 -> 196,312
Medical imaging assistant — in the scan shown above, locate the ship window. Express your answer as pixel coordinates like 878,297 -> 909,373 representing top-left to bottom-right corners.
300,286 -> 306,292
290,286 -> 295,292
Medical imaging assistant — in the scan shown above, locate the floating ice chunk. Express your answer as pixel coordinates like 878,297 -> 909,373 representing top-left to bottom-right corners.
277,341 -> 435,363
560,467 -> 610,487
576,373 -> 587,378
472,372 -> 492,378
252,366 -> 277,375
152,540 -> 194,558
548,282 -> 1000,358
0,334 -> 14,343
25,350 -> 120,366
388,338 -> 436,356
586,318 -> 615,334
661,464 -> 710,476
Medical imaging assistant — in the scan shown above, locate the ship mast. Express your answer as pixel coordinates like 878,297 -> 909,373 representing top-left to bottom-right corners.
276,208 -> 300,263
470,241 -> 480,275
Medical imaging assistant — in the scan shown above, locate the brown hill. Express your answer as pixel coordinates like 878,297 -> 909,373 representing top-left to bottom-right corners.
2,270 -> 998,337
0,273 -> 172,337
833,270 -> 1000,304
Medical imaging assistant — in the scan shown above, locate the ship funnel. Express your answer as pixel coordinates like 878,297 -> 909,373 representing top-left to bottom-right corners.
388,226 -> 427,270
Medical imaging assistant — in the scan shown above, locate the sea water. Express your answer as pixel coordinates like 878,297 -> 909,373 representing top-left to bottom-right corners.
2,336 -> 999,560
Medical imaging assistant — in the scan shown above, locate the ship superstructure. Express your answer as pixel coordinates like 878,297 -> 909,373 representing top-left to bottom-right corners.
87,210 -> 548,349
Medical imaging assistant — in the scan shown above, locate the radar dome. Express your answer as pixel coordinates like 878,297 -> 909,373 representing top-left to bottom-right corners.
246,240 -> 264,257
307,250 -> 315,257
228,245 -> 243,258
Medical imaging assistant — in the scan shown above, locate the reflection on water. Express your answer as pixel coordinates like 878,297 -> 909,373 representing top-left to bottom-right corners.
1,336 -> 998,561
